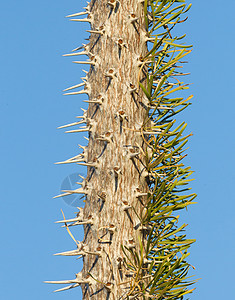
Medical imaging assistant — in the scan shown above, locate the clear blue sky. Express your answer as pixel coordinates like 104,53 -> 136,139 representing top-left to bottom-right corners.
0,1 -> 234,299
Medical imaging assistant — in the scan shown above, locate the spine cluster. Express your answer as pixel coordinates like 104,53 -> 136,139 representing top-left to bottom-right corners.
46,1 -> 197,299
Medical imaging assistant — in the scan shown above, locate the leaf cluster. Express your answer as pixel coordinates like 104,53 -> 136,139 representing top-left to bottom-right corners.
122,1 -> 197,299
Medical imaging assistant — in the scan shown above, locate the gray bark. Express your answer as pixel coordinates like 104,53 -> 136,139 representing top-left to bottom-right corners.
81,1 -> 148,299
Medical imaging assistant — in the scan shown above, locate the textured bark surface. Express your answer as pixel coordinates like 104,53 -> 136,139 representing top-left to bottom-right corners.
82,0 -> 148,299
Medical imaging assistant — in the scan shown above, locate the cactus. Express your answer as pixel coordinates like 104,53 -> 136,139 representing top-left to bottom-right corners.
46,0 -> 197,299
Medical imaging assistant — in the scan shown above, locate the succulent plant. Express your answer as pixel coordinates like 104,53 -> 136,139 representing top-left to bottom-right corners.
46,1 -> 197,299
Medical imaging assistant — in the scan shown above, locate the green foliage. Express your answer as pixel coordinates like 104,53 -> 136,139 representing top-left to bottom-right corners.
122,1 -> 197,298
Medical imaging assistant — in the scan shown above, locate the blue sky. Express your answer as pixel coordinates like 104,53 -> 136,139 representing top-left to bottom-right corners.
0,1 -> 234,299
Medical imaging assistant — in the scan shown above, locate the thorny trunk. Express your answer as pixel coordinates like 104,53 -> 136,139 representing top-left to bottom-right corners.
48,0 -> 197,299
82,1 -> 149,299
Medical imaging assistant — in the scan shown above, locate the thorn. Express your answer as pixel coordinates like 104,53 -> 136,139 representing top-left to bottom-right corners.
136,192 -> 148,197
65,128 -> 89,133
115,110 -> 128,121
63,51 -> 88,57
55,207 -> 84,224
45,273 -> 91,288
129,83 -> 137,93
63,91 -> 85,96
116,38 -> 127,48
76,115 -> 87,120
55,152 -> 87,164
139,225 -> 152,231
57,121 -> 82,129
71,45 -> 85,52
73,60 -> 96,65
86,30 -> 103,35
96,131 -> 113,143
116,257 -> 123,269
63,82 -> 85,92
107,0 -> 118,8
62,215 -> 94,225
104,282 -> 113,291
122,200 -> 132,211
85,247 -> 102,256
78,144 -> 87,150
113,166 -> 122,176
61,187 -> 89,195
107,224 -> 116,233
83,94 -> 104,105
83,100 -> 101,104
143,258 -> 152,265
54,249 -> 85,256
129,13 -> 139,23
154,105 -> 174,111
70,17 -> 93,23
54,158 -> 85,165
142,130 -> 162,135
53,283 -> 80,293
146,38 -> 155,42
126,238 -> 136,249
87,25 -> 105,35
53,187 -> 89,199
56,216 -> 83,224
45,280 -> 78,285
76,161 -> 98,168
77,157 -> 99,168
99,224 -> 116,234
134,188 -> 148,198
66,11 -> 88,18
65,119 -> 96,133
104,68 -> 116,78
128,148 -> 140,159
63,86 -> 90,96
70,44 -> 89,53
98,191 -> 107,201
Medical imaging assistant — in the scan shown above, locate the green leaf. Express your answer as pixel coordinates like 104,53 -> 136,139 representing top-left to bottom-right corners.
139,82 -> 151,100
